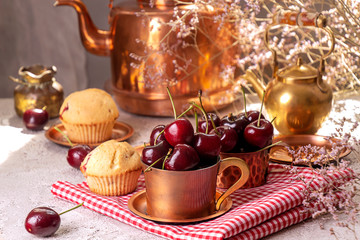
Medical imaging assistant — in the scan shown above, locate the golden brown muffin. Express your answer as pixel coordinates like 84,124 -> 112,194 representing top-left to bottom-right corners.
59,88 -> 119,144
80,140 -> 142,196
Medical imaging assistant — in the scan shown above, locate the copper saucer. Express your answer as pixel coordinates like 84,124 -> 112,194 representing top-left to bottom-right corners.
270,135 -> 352,165
127,190 -> 232,224
45,121 -> 134,148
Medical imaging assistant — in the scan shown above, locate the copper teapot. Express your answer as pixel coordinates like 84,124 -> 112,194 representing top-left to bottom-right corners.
54,0 -> 241,116
241,11 -> 335,135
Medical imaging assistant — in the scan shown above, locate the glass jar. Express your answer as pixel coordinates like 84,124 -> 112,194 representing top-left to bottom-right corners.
10,65 -> 64,118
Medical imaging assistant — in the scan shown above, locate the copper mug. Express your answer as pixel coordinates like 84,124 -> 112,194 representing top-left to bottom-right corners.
143,157 -> 249,220
218,148 -> 270,189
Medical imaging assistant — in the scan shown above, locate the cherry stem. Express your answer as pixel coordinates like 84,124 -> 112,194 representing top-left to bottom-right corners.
271,116 -> 277,124
191,102 -> 209,134
177,105 -> 194,119
241,86 -> 248,118
209,115 -> 218,134
144,157 -> 164,172
197,90 -> 210,134
154,130 -> 164,145
54,126 -> 73,147
194,109 -> 199,133
198,90 -> 207,115
197,90 -> 209,134
257,90 -> 265,127
162,148 -> 172,170
59,202 -> 83,216
144,149 -> 172,172
166,87 -> 177,119
256,141 -> 282,152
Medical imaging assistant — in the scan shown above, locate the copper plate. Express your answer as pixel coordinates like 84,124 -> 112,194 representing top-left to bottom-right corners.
270,135 -> 351,165
45,121 -> 134,148
128,190 -> 232,224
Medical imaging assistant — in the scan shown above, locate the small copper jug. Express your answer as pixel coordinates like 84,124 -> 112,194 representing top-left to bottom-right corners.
241,11 -> 335,135
10,65 -> 64,118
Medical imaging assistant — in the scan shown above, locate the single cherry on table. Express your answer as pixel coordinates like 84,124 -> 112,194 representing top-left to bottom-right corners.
67,145 -> 92,169
25,203 -> 83,237
23,108 -> 49,131
25,207 -> 60,237
54,126 -> 92,169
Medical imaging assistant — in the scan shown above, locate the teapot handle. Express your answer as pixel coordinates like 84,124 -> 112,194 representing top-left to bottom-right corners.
264,10 -> 335,76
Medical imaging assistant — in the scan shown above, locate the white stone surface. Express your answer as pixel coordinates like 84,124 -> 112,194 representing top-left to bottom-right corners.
0,95 -> 359,240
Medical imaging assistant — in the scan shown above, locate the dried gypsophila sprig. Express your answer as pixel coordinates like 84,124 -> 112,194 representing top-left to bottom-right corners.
128,0 -> 267,89
129,0 -> 359,96
285,120 -> 360,232
241,0 -> 360,93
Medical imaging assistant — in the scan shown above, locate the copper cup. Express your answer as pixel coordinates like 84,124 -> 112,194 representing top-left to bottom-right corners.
218,149 -> 269,189
143,157 -> 249,220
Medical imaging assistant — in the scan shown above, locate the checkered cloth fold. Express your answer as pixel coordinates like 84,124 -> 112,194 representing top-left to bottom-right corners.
51,164 -> 354,240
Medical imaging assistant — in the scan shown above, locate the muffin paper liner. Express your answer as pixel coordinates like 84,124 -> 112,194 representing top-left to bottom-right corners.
85,169 -> 142,196
62,120 -> 114,144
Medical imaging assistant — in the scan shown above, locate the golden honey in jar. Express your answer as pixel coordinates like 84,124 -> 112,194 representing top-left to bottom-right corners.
10,65 -> 64,118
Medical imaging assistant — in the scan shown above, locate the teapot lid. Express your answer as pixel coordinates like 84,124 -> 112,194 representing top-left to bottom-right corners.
277,57 -> 318,83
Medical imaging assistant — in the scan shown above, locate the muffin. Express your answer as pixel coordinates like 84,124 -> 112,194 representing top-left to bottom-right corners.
59,88 -> 119,144
80,140 -> 142,196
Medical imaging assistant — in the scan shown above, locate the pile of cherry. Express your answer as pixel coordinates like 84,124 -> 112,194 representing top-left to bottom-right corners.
142,92 -> 274,171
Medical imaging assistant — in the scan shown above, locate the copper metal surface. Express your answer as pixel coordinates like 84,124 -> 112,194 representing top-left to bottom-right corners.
45,121 -> 134,148
218,149 -> 269,189
269,135 -> 351,165
54,0 -> 241,116
240,12 -> 334,135
142,157 -> 249,220
10,65 -> 64,118
128,189 -> 232,223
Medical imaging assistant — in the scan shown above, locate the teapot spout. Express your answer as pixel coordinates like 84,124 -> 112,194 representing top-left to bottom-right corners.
237,69 -> 266,99
54,0 -> 111,56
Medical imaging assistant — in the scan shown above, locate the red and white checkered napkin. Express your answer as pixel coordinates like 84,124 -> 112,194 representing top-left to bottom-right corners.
51,164 -> 354,240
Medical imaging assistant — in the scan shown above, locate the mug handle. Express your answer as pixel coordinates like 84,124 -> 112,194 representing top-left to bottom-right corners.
215,157 -> 250,211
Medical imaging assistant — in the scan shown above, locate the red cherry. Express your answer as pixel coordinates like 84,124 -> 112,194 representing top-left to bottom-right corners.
25,203 -> 83,237
198,113 -> 220,134
246,110 -> 265,123
220,113 -> 249,135
142,141 -> 171,168
67,145 -> 92,169
25,207 -> 60,237
164,118 -> 194,147
193,132 -> 221,158
23,108 -> 49,131
149,125 -> 167,146
244,119 -> 274,148
164,144 -> 200,171
211,126 -> 238,152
